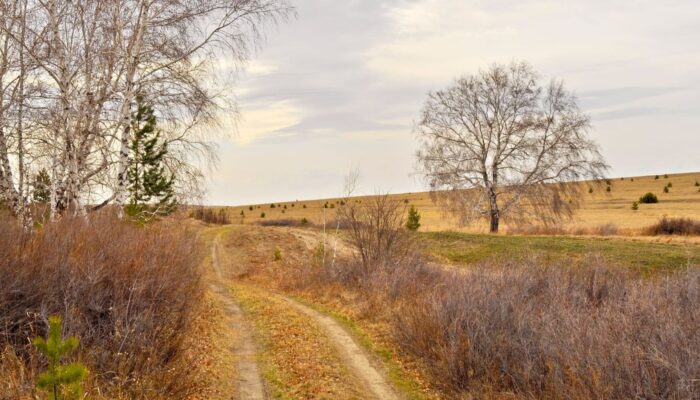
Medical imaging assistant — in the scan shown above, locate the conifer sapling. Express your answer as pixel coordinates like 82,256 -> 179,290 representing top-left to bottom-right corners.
33,316 -> 88,400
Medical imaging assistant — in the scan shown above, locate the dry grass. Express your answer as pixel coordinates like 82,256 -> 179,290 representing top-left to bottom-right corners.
0,213 -> 205,399
221,171 -> 700,234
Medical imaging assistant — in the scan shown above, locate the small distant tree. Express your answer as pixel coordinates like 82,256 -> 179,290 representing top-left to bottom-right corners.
406,205 -> 421,231
33,316 -> 88,400
416,61 -> 607,232
33,169 -> 52,203
631,201 -> 639,211
663,186 -> 669,193
126,96 -> 176,219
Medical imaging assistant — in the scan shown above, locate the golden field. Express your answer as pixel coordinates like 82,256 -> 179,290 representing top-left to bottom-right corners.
221,171 -> 700,234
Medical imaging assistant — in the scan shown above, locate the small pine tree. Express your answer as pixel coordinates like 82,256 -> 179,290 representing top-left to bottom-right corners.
406,205 -> 421,231
33,316 -> 88,400
33,169 -> 52,203
631,201 -> 639,211
126,96 -> 176,219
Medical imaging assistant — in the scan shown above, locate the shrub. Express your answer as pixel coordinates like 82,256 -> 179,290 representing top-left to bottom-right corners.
588,187 -> 594,194
274,247 -> 283,261
644,217 -> 700,236
631,201 -> 639,211
630,178 -> 634,181
392,263 -> 700,398
667,182 -> 673,188
270,204 -> 276,208
240,210 -> 244,216
260,212 -> 266,218
606,186 -> 611,192
695,181 -> 699,187
303,204 -> 307,208
301,218 -> 309,225
664,174 -> 669,178
337,194 -> 410,273
191,207 -> 230,224
0,213 -> 204,398
639,192 -> 658,204
249,206 -> 253,211
655,175 -> 660,180
406,205 -> 421,231
664,186 -> 669,193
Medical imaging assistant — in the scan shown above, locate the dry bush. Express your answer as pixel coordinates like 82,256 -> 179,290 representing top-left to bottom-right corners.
304,208 -> 700,398
337,194 -> 412,276
645,217 -> 700,236
191,207 -> 230,224
0,213 -> 205,399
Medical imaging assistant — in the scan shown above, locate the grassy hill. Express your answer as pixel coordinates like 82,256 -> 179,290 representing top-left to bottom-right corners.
223,172 -> 700,234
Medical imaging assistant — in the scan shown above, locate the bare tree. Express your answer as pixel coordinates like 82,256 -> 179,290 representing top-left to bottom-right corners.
416,61 -> 608,233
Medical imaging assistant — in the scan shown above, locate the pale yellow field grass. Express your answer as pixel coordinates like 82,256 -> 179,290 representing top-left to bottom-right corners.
222,171 -> 700,235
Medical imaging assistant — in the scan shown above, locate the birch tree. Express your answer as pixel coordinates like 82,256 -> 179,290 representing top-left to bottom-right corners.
416,61 -> 608,233
0,0 -> 291,221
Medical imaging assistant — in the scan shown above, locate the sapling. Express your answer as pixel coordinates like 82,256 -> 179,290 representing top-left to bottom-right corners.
33,316 -> 88,400
406,205 -> 421,231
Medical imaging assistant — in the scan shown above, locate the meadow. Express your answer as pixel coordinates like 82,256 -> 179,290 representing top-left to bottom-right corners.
223,172 -> 700,234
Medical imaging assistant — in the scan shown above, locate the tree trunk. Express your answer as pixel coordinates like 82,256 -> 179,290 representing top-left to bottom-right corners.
489,211 -> 499,233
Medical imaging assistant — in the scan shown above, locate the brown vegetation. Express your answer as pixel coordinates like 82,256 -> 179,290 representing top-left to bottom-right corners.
296,198 -> 700,398
191,207 -> 231,225
645,217 -> 700,236
0,213 -> 205,399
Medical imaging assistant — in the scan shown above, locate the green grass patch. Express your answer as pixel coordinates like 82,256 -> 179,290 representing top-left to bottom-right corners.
420,231 -> 700,272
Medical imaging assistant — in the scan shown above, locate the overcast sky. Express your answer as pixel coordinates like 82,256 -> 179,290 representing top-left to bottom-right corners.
206,0 -> 700,206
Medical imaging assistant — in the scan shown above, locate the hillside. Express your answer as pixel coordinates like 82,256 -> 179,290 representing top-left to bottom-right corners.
224,172 -> 700,234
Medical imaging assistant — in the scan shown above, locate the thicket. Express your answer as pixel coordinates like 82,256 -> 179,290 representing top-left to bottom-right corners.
0,213 -> 204,399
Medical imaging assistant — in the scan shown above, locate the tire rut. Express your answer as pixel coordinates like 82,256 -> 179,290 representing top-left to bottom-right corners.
276,295 -> 399,400
211,234 -> 267,400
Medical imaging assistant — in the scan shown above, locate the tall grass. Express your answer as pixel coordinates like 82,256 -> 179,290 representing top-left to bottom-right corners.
0,213 -> 204,399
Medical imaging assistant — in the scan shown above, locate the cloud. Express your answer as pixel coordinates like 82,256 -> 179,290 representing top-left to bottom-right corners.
232,101 -> 304,145
205,0 -> 700,205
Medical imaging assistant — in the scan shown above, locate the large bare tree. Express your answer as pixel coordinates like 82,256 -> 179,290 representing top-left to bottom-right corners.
416,61 -> 608,233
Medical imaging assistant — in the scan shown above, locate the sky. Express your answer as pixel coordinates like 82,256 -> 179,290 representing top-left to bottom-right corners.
205,0 -> 700,206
